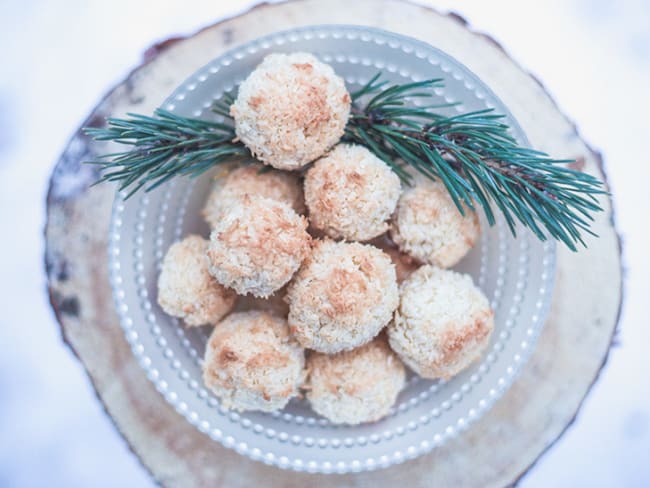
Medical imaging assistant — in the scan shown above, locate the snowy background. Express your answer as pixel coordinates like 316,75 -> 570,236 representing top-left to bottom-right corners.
0,0 -> 648,486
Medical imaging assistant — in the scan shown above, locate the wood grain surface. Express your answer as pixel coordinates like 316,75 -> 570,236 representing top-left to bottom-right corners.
44,1 -> 623,486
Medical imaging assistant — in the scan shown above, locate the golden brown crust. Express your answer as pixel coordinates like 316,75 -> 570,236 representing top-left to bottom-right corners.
304,144 -> 401,241
207,195 -> 311,298
202,311 -> 306,412
286,239 -> 398,353
248,95 -> 264,109
433,310 -> 494,378
231,53 -> 350,170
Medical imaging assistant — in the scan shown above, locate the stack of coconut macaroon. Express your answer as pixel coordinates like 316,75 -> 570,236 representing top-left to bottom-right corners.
157,53 -> 495,425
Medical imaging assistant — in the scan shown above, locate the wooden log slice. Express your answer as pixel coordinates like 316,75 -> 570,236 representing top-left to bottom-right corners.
44,1 -> 623,486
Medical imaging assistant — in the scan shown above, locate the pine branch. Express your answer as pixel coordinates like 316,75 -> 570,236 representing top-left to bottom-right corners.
84,95 -> 249,198
83,74 -> 604,250
344,74 -> 605,250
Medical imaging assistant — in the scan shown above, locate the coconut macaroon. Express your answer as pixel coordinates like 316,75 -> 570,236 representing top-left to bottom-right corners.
305,144 -> 401,241
207,195 -> 311,298
157,235 -> 236,326
202,163 -> 305,229
203,311 -> 306,412
390,179 -> 480,268
306,336 -> 406,425
388,266 -> 494,379
230,52 -> 351,170
286,239 -> 398,353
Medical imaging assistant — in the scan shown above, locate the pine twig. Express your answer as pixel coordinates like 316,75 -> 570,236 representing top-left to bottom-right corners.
84,74 -> 604,250
84,95 -> 249,198
343,74 -> 605,250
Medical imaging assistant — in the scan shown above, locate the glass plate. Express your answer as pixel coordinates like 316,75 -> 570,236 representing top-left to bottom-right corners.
108,25 -> 556,473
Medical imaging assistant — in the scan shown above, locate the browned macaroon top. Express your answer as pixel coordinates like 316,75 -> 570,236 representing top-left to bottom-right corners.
304,144 -> 401,241
203,310 -> 305,411
230,52 -> 351,170
207,195 -> 311,298
286,239 -> 398,353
